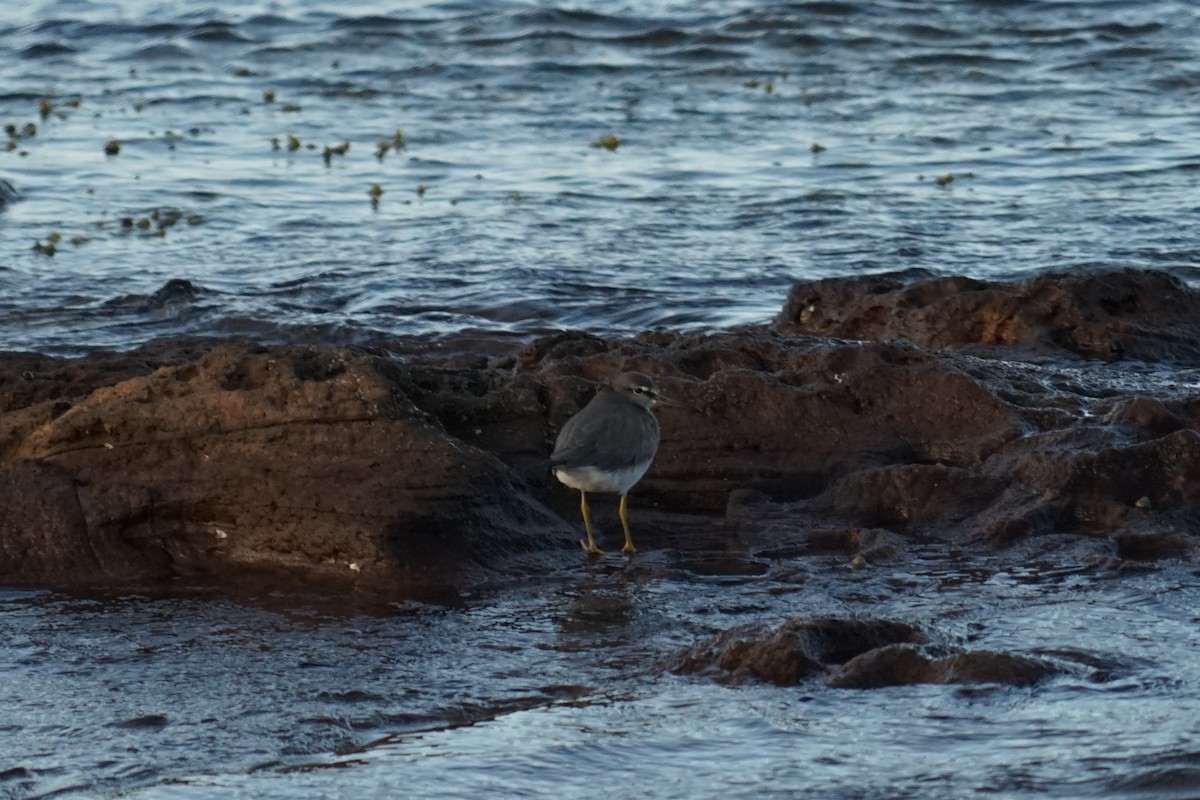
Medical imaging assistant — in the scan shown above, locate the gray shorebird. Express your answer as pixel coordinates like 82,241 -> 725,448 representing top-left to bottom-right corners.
551,372 -> 662,556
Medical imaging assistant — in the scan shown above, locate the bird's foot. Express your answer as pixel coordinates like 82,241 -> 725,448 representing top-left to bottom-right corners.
579,539 -> 605,557
621,543 -> 637,556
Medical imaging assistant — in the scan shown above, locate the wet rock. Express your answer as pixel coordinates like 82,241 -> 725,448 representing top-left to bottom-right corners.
110,714 -> 170,730
829,645 -> 1059,689
96,279 -> 208,318
511,334 -> 1027,520
0,460 -> 156,580
1110,530 -> 1200,561
142,278 -> 203,311
1102,396 -> 1185,441
0,343 -> 561,591
592,334 -> 1195,555
0,336 -> 218,422
777,268 -> 1200,364
813,463 -> 1004,530
751,525 -> 904,563
668,616 -> 926,685
6,269 -> 1200,591
787,616 -> 927,664
673,617 -> 1058,689
669,623 -> 827,686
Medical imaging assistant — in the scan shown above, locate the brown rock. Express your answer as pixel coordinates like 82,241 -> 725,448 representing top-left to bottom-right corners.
0,343 -> 560,590
669,616 -> 926,685
778,268 -> 1200,364
750,525 -> 904,563
669,624 -> 827,686
673,619 -> 1057,690
512,335 -> 1025,518
1111,530 -> 1200,561
830,645 -> 1059,689
1102,396 -> 1185,441
0,460 -> 162,580
6,270 -> 1200,591
787,616 -> 927,664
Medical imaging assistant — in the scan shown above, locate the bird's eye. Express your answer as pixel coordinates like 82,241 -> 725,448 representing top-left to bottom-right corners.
633,387 -> 644,394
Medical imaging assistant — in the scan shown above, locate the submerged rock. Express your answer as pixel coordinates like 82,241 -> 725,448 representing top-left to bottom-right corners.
669,616 -> 1058,689
829,645 -> 1058,689
668,616 -> 926,686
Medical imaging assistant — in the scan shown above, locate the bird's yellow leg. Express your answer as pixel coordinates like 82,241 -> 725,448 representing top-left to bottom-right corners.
619,494 -> 636,555
579,490 -> 604,556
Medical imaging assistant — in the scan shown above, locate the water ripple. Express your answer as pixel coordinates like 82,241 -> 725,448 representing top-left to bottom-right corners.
0,0 -> 1195,356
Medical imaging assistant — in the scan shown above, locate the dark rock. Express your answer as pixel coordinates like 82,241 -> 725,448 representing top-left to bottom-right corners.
1111,530 -> 1200,561
5,269 -> 1200,591
750,525 -> 904,563
511,335 -> 1026,519
0,460 -> 157,580
671,617 -> 1056,689
0,336 -> 218,421
830,645 -> 1059,689
668,624 -> 827,686
143,278 -> 203,311
668,616 -> 925,685
0,343 -> 561,591
110,714 -> 170,730
1102,396 -> 1185,441
777,267 -> 1200,364
788,616 -> 927,664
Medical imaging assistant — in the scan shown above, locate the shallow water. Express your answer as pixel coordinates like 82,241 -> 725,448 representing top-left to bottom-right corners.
3,548 -> 1199,799
1,0 -> 1198,353
3,2 -> 1200,797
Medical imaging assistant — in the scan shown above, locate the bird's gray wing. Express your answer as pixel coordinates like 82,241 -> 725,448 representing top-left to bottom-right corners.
550,397 -> 659,470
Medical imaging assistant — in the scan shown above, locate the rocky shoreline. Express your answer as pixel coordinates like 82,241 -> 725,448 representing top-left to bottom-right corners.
3,267 -> 1200,601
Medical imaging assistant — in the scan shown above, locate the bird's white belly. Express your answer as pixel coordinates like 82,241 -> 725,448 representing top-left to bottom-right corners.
554,463 -> 651,494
